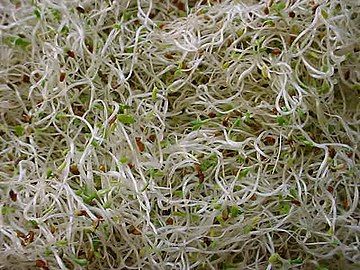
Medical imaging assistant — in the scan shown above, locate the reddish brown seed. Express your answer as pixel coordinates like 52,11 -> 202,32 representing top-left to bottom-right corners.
26,230 -> 35,244
263,136 -> 276,145
222,209 -> 229,221
288,11 -> 295,18
164,53 -> 175,59
264,7 -> 269,15
197,172 -> 205,183
67,50 -> 75,58
128,225 -> 141,235
194,163 -> 202,173
76,6 -> 85,13
59,72 -> 66,82
172,0 -> 185,11
127,163 -> 134,169
343,199 -> 349,209
327,186 -> 334,193
208,112 -> 216,118
203,236 -> 211,246
344,70 -> 350,80
9,190 -> 17,202
135,137 -> 145,152
148,134 -> 156,142
76,210 -> 89,217
166,217 -> 174,225
16,230 -> 26,238
291,200 -> 301,206
272,48 -> 281,56
50,224 -> 57,234
22,113 -> 32,123
22,74 -> 30,83
70,164 -> 80,175
250,194 -> 257,201
35,259 -> 48,269
328,147 -> 336,159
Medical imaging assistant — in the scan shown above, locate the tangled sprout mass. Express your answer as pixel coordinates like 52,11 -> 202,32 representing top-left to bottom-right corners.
0,0 -> 359,269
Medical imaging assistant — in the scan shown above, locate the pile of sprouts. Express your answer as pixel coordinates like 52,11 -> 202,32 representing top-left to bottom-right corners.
0,0 -> 359,269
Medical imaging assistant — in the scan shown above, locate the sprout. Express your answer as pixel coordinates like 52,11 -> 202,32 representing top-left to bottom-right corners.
0,0 -> 358,269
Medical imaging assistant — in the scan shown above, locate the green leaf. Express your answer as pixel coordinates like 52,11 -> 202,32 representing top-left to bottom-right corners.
51,9 -> 62,21
119,103 -> 131,113
72,257 -> 88,266
14,125 -> 25,136
269,253 -> 282,264
200,154 -> 217,171
289,258 -> 303,264
238,168 -> 250,179
60,25 -> 69,35
119,156 -> 128,164
14,38 -> 31,48
273,2 -> 286,12
117,114 -> 135,124
276,116 -> 288,126
1,206 -> 15,215
152,87 -> 158,101
191,119 -> 208,130
279,202 -> 291,215
34,9 -> 41,19
230,205 -> 241,217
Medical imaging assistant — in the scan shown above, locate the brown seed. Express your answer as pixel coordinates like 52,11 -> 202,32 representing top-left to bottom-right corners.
291,200 -> 301,206
194,163 -> 202,173
70,164 -> 80,175
264,7 -> 269,15
344,70 -> 350,80
272,48 -> 281,56
76,6 -> 85,13
288,11 -> 295,18
67,50 -> 75,58
135,137 -> 145,152
203,236 -> 211,246
172,0 -> 185,11
76,210 -> 89,217
35,259 -> 48,269
26,230 -> 35,244
250,194 -> 257,201
208,112 -> 216,118
9,190 -> 17,202
164,53 -> 175,59
328,147 -> 336,159
197,172 -> 205,183
22,113 -> 32,123
343,199 -> 349,209
222,209 -> 229,221
127,163 -> 134,169
59,72 -> 66,82
128,225 -> 141,235
166,217 -> 174,225
50,224 -> 57,234
22,74 -> 30,83
16,230 -> 26,238
263,136 -> 276,145
99,164 -> 106,172
148,134 -> 156,142
327,186 -> 334,193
